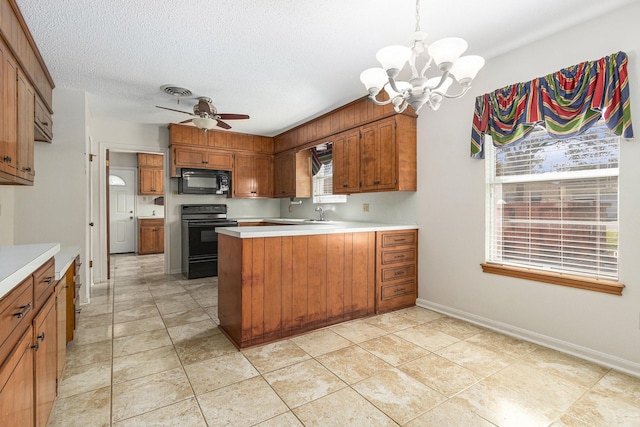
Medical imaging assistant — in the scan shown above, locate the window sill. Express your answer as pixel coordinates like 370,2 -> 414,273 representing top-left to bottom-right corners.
480,263 -> 624,296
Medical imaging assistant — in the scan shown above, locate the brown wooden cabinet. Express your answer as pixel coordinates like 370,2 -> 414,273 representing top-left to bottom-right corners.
0,37 -> 18,179
0,327 -> 34,427
64,256 -> 80,342
233,153 -> 274,198
16,69 -> 35,183
360,118 -> 396,192
139,218 -> 164,254
171,145 -> 234,177
218,232 -> 376,348
375,229 -> 418,313
273,150 -> 311,198
54,280 -> 66,385
33,294 -> 56,427
332,128 -> 361,194
33,96 -> 52,143
137,153 -> 164,196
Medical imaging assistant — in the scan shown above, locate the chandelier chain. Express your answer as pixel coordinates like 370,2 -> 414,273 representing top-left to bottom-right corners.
415,0 -> 421,32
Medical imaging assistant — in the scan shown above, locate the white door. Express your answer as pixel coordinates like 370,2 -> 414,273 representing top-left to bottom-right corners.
109,168 -> 136,253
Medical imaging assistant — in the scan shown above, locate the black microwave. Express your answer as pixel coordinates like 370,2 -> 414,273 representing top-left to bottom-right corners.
178,169 -> 231,195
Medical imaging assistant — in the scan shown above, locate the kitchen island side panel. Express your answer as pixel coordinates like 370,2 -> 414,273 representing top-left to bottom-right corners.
217,234 -> 243,345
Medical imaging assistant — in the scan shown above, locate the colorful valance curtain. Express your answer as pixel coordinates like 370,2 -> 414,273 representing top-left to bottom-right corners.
471,51 -> 634,158
311,144 -> 332,176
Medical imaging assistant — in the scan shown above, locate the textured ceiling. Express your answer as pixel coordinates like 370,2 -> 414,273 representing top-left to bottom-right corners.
14,0 -> 635,136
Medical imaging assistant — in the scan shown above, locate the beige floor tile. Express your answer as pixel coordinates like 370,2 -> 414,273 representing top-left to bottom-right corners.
167,318 -> 220,343
203,305 -> 219,323
290,328 -> 352,357
113,396 -> 207,427
454,380 -> 557,426
397,306 -> 445,323
162,307 -> 211,328
254,411 -> 303,427
113,289 -> 153,303
156,295 -> 201,315
520,347 -> 610,388
113,315 -> 165,338
113,297 -> 156,313
64,340 -> 112,368
466,329 -> 540,358
316,345 -> 392,384
197,376 -> 289,426
73,324 -> 113,346
399,353 -> 482,396
58,361 -> 112,398
294,387 -> 397,426
112,345 -> 182,384
592,369 -> 640,405
113,304 -> 160,324
263,359 -> 347,408
242,340 -> 312,373
149,284 -> 187,298
405,398 -> 496,427
555,389 -> 640,426
185,351 -> 259,395
426,316 -> 485,339
48,386 -> 111,427
87,295 -> 113,306
79,302 -> 113,317
174,333 -> 238,365
112,367 -> 193,422
363,310 -> 423,332
435,340 -> 514,376
353,367 -> 446,424
330,319 -> 388,343
394,323 -> 461,351
113,328 -> 173,358
489,362 -> 588,413
358,334 -> 429,366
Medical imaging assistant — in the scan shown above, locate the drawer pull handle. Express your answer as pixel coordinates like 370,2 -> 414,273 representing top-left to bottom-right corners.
394,271 -> 405,276
13,303 -> 31,318
394,287 -> 406,293
394,238 -> 406,242
37,332 -> 45,342
31,341 -> 39,351
394,255 -> 405,259
44,276 -> 54,284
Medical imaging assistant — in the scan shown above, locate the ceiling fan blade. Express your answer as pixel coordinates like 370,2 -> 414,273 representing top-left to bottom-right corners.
156,105 -> 195,116
180,119 -> 194,124
216,114 -> 250,120
216,120 -> 232,130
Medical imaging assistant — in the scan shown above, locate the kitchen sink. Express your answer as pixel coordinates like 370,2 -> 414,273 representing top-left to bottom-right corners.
304,219 -> 334,223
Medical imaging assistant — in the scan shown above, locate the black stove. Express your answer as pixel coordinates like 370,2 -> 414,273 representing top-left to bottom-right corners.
181,204 -> 237,279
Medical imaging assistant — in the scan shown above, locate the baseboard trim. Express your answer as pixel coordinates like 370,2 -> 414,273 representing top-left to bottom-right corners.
416,298 -> 640,378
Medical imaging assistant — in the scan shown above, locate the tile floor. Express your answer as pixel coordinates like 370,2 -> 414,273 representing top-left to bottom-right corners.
49,253 -> 640,426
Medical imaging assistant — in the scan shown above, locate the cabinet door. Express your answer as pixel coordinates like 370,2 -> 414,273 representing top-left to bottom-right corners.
156,225 -> 165,253
254,155 -> 274,197
360,119 -> 396,192
274,152 -> 294,197
33,296 -> 57,427
137,153 -> 163,168
0,327 -> 34,427
204,151 -> 233,170
54,281 -> 66,389
170,125 -> 206,146
16,70 -> 35,183
233,154 -> 255,197
173,146 -> 208,169
139,225 -> 156,254
0,38 -> 18,176
138,168 -> 164,195
332,129 -> 360,194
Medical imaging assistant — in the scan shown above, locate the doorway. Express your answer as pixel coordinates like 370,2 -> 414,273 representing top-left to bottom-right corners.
109,167 -> 136,254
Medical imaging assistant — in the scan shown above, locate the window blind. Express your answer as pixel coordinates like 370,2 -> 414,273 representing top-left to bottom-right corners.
486,121 -> 619,280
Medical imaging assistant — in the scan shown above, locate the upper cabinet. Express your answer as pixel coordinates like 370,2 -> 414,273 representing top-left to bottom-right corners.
233,153 -> 273,198
0,0 -> 55,185
273,150 -> 311,198
137,153 -> 164,196
332,128 -> 360,194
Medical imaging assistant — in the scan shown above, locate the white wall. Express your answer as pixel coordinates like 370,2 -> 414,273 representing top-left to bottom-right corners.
13,88 -> 89,301
418,2 -> 640,375
279,191 -> 417,224
0,187 -> 14,245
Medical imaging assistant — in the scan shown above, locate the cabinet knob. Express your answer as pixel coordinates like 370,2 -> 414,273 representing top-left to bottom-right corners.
373,180 -> 380,184
31,341 -> 39,351
37,332 -> 45,342
13,303 -> 31,318
342,184 -> 348,187
3,156 -> 11,163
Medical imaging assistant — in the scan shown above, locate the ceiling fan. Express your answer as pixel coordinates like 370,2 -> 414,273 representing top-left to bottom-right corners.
156,97 -> 249,130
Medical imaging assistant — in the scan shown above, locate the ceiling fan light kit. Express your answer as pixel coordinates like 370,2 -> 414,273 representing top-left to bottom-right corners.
360,0 -> 484,114
156,94 -> 249,131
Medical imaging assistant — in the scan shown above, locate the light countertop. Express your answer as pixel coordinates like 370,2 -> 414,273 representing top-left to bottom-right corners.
218,219 -> 417,238
0,243 -> 60,299
54,246 -> 81,280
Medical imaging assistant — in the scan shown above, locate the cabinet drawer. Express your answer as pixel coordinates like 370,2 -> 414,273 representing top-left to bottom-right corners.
380,248 -> 415,265
0,276 -> 34,363
381,231 -> 416,248
381,265 -> 416,282
33,258 -> 55,311
139,218 -> 163,227
381,280 -> 415,300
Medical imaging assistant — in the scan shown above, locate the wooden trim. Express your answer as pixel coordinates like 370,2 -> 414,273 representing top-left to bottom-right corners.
480,263 -> 624,296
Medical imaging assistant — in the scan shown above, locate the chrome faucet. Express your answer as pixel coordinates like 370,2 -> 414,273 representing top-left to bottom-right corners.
315,206 -> 325,221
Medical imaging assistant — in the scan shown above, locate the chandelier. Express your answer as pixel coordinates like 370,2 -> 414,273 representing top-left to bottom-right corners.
360,0 -> 484,114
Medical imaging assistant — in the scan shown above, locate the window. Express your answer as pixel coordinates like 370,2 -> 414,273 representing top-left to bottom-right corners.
312,160 -> 347,204
485,120 -> 623,292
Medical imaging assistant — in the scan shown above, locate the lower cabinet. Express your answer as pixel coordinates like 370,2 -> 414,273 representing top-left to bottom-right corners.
139,218 -> 164,254
375,229 -> 418,313
54,280 -> 67,386
0,327 -> 35,427
33,295 -> 57,427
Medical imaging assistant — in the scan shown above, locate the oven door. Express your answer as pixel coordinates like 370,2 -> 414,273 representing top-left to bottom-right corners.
186,221 -> 220,258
